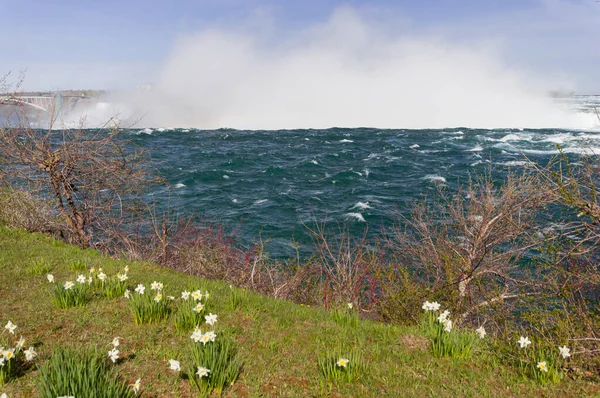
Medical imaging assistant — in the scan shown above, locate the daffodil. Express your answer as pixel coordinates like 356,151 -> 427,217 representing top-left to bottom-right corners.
558,345 -> 571,359
108,348 -> 119,363
154,293 -> 163,302
64,281 -> 74,290
181,290 -> 191,300
196,367 -> 210,378
77,274 -> 86,284
4,321 -> 17,335
24,346 -> 37,361
347,302 -> 353,309
476,326 -> 486,339
112,337 -> 120,347
132,378 -> 141,394
205,313 -> 218,326
47,274 -> 55,283
124,289 -> 131,299
190,328 -> 203,343
167,296 -> 175,301
205,331 -> 216,342
437,310 -> 450,323
191,290 -> 202,300
517,336 -> 532,349
150,281 -> 163,291
193,303 -> 204,313
16,336 -> 25,349
168,359 -> 181,371
422,301 -> 432,311
1,392 -> 6,398
336,358 -> 349,368
430,302 -> 441,311
204,290 -> 210,300
536,361 -> 548,372
89,267 -> 96,273
117,273 -> 128,282
87,276 -> 93,284
135,284 -> 145,294
97,272 -> 107,281
201,333 -> 212,345
443,319 -> 453,332
3,348 -> 15,360
123,266 -> 129,273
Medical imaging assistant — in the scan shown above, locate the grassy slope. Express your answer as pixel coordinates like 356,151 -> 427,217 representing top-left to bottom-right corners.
0,227 -> 598,398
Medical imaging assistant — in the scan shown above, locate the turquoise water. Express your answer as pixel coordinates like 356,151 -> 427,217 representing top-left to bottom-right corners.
126,126 -> 600,257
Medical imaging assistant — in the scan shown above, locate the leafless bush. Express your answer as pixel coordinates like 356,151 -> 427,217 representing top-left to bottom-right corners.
384,170 -> 550,324
0,111 -> 154,247
305,220 -> 379,311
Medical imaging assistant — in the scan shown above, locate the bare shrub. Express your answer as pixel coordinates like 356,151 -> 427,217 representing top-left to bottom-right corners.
384,171 -> 550,324
305,221 -> 379,311
0,115 -> 154,247
527,151 -> 600,366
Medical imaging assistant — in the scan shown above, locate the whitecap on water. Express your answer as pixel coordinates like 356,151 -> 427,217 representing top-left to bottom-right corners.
223,175 -> 230,179
254,199 -> 268,205
339,139 -> 354,143
174,183 -> 186,188
352,202 -> 371,210
310,159 -> 318,165
409,144 -> 420,149
423,175 -> 446,183
345,212 -> 366,222
468,145 -> 484,152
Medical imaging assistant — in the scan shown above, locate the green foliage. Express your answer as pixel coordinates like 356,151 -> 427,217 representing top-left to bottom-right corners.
229,286 -> 247,311
331,306 -> 359,328
0,338 -> 27,386
129,290 -> 170,325
69,259 -> 87,272
174,297 -> 205,332
25,258 -> 53,276
53,281 -> 91,308
36,347 -> 135,398
187,335 -> 243,398
318,350 -> 364,384
101,275 -> 128,299
422,311 -> 478,359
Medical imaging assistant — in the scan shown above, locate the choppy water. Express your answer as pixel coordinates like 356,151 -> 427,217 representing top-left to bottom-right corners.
126,96 -> 600,257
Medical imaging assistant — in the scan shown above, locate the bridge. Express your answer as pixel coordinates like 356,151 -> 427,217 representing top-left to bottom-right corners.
0,94 -> 90,113
0,95 -> 57,112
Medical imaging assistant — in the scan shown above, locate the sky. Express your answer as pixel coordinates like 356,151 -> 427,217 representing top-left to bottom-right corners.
1,0 -> 599,93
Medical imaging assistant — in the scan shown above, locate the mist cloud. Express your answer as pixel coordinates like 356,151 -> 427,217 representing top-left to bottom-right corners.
89,7 -> 599,130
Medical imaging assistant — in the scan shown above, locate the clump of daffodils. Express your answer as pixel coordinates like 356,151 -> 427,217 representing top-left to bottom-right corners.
190,328 -> 216,345
1,321 -> 37,385
422,301 -> 441,312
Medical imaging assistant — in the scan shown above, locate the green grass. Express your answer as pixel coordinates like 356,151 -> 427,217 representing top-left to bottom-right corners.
0,226 -> 599,397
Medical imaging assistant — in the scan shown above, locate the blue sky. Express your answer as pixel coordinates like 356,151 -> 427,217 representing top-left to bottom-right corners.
1,0 -> 599,92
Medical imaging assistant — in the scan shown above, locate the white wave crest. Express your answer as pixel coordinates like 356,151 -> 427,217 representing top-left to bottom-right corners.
345,212 -> 366,222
